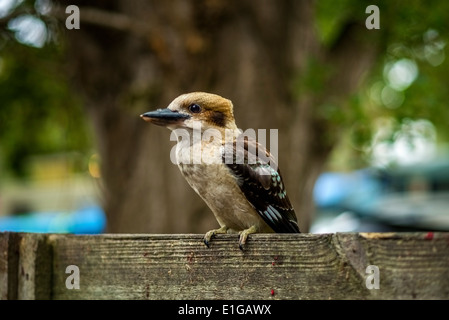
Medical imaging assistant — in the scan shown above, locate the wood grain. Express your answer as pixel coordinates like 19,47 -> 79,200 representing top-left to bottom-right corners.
0,232 -> 20,299
2,232 -> 449,299
46,232 -> 449,300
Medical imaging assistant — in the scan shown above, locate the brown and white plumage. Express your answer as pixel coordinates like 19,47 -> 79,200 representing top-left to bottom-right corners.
223,135 -> 299,234
141,92 -> 299,249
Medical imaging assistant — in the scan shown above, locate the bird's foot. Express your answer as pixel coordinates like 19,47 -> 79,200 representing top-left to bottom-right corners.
238,225 -> 257,251
203,226 -> 228,248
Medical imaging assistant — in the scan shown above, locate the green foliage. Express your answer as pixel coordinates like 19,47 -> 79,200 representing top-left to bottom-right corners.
315,0 -> 449,168
1,0 -> 448,177
0,42 -> 92,177
292,57 -> 330,97
315,0 -> 366,46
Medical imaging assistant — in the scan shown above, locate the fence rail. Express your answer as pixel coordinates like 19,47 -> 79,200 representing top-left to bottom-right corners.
1,232 -> 448,299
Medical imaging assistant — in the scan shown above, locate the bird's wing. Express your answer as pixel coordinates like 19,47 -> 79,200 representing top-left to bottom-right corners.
222,135 -> 300,233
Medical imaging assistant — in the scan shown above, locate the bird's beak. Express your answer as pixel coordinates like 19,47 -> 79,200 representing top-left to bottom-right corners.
140,108 -> 190,126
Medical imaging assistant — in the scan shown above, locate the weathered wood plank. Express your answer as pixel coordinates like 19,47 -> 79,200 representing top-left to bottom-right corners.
0,232 -> 52,300
0,232 -> 20,299
2,232 -> 448,299
17,233 -> 52,300
335,233 -> 449,299
47,232 -> 449,300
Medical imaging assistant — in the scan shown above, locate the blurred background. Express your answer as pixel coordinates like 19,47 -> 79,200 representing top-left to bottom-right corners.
0,0 -> 448,234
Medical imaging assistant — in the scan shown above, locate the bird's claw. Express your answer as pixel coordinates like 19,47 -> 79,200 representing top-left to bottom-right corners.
203,226 -> 228,248
203,231 -> 214,248
203,226 -> 255,250
238,225 -> 257,251
238,233 -> 248,251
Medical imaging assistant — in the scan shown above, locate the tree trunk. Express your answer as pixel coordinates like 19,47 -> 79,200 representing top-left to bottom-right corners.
56,0 -> 377,233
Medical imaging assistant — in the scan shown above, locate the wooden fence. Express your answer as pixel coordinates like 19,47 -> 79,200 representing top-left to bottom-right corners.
1,232 -> 448,299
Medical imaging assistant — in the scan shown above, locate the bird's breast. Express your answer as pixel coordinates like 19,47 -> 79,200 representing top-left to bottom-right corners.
178,161 -> 272,232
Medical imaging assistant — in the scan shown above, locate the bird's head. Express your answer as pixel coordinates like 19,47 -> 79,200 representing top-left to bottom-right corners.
140,92 -> 238,133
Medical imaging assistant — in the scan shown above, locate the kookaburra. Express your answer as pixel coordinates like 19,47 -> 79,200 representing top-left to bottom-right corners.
141,92 -> 299,249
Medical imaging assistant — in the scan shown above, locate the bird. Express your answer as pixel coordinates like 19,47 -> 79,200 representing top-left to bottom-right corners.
141,92 -> 300,250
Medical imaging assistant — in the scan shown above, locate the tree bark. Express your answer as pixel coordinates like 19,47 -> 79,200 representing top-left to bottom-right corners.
55,0 -> 378,233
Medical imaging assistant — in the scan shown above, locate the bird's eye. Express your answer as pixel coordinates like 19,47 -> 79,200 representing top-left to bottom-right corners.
189,104 -> 202,113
